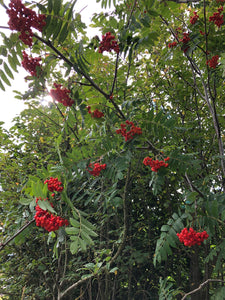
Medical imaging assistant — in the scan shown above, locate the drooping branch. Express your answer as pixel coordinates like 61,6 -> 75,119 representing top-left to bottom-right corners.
0,219 -> 35,252
181,279 -> 225,300
33,34 -> 125,119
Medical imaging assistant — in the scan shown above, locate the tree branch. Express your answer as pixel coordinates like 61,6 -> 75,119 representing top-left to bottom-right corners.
33,34 -> 125,119
181,279 -> 225,300
0,219 -> 35,252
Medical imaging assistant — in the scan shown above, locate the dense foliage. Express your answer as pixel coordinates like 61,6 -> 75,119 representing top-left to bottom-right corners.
0,0 -> 225,299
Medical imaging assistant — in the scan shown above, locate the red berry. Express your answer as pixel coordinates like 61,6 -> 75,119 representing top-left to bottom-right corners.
7,0 -> 46,46
44,177 -> 64,193
87,162 -> 106,177
99,32 -> 119,54
50,83 -> 74,107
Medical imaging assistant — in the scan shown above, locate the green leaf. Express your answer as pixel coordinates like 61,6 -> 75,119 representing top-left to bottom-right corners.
3,62 -> 14,79
0,69 -> 11,86
66,227 -> 80,235
0,78 -> 5,91
82,223 -> 98,237
20,197 -> 34,205
47,0 -> 53,12
52,19 -> 63,40
58,23 -> 69,44
70,217 -> 80,228
38,200 -> 56,214
81,231 -> 94,245
78,237 -> 87,251
70,238 -> 79,254
8,55 -> 18,72
109,267 -> 118,273
53,0 -> 61,14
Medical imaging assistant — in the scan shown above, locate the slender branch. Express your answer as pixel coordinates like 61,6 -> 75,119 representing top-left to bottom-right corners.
28,103 -> 62,128
53,100 -> 80,141
58,277 -> 90,299
110,52 -> 119,96
33,34 -> 108,97
126,0 -> 137,29
0,219 -> 35,252
33,34 -> 125,119
184,173 -> 206,200
181,279 -> 225,300
72,81 -> 92,86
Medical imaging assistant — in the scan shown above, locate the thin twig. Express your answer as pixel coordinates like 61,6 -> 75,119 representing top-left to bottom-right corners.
0,219 -> 35,252
181,279 -> 225,300
184,173 -> 206,200
125,0 -> 137,29
110,52 -> 119,96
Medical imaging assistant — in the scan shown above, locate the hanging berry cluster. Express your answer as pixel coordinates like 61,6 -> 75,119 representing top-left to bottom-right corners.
168,41 -> 177,48
179,32 -> 190,44
143,156 -> 170,172
207,55 -> 219,69
7,0 -> 46,46
116,120 -> 142,141
190,11 -> 199,25
87,106 -> 104,118
168,30 -> 190,53
177,228 -> 209,247
22,51 -> 42,77
44,177 -> 64,197
209,6 -> 224,28
50,83 -> 74,107
35,198 -> 69,232
87,162 -> 106,177
99,32 -> 120,54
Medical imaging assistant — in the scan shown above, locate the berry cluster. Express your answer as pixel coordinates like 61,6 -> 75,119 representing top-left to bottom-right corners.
190,11 -> 199,25
168,41 -> 177,48
207,55 -> 219,69
7,0 -> 46,46
179,32 -> 190,44
168,30 -> 190,52
209,7 -> 224,28
50,83 -> 74,107
22,51 -> 41,77
44,177 -> 64,195
87,162 -> 106,177
177,228 -> 209,247
87,106 -> 104,118
116,120 -> 142,141
143,156 -> 170,172
99,32 -> 120,54
35,198 -> 69,232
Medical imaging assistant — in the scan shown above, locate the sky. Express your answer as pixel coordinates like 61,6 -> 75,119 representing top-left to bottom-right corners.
0,0 -> 108,130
